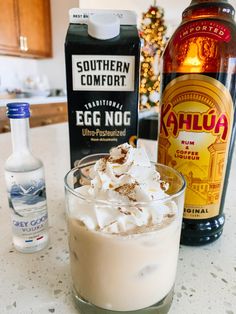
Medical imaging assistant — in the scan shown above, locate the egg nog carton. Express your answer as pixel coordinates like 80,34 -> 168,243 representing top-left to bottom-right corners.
65,9 -> 140,167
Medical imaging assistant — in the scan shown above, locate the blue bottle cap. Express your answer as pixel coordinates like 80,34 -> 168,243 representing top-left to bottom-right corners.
6,102 -> 30,119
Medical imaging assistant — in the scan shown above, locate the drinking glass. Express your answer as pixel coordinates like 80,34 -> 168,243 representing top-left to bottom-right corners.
64,156 -> 186,314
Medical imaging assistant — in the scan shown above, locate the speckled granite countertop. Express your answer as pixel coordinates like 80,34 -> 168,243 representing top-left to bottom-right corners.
0,123 -> 235,314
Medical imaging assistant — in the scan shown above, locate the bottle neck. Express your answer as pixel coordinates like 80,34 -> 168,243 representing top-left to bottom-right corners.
190,0 -> 228,4
10,118 -> 31,154
183,0 -> 235,22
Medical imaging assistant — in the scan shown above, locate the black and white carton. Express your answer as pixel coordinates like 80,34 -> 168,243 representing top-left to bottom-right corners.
65,9 -> 141,167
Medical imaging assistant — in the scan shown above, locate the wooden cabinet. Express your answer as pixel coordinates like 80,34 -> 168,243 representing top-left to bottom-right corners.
29,102 -> 68,127
17,0 -> 52,57
0,102 -> 68,133
0,0 -> 52,58
0,1 -> 20,55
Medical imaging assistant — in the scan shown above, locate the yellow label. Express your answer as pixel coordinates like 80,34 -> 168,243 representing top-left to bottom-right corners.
158,74 -> 234,219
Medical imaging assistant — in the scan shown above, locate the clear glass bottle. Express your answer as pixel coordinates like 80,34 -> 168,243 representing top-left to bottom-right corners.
5,102 -> 49,253
158,0 -> 236,245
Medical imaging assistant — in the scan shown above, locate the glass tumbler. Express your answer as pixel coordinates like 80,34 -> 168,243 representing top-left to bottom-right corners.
64,158 -> 186,314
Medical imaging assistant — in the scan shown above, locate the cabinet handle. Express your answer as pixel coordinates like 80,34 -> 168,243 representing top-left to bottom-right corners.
19,36 -> 28,51
2,125 -> 10,132
23,37 -> 28,51
19,36 -> 24,51
42,119 -> 53,125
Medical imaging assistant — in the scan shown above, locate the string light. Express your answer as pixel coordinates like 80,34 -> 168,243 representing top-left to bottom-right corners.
139,2 -> 167,110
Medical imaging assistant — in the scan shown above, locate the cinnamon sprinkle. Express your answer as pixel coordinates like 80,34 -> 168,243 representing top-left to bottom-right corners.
115,182 -> 138,201
118,207 -> 132,215
115,174 -> 123,178
160,181 -> 168,191
100,156 -> 109,172
137,207 -> 143,212
108,147 -> 128,164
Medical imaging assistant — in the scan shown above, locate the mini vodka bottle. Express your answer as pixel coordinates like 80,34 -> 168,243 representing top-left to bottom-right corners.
5,103 -> 49,253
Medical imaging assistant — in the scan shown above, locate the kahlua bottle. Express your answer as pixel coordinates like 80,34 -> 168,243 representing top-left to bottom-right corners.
158,0 -> 236,245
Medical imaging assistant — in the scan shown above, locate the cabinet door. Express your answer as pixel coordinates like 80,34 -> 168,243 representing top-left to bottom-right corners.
17,0 -> 52,58
0,0 -> 20,54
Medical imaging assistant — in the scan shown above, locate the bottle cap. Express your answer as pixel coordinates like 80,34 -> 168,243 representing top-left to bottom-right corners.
88,14 -> 120,40
6,102 -> 30,119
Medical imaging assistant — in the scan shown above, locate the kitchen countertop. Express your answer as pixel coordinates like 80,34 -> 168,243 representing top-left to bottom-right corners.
0,96 -> 67,107
0,123 -> 235,314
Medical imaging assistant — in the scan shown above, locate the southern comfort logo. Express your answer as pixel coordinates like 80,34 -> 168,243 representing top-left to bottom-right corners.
160,104 -> 229,141
72,55 -> 135,91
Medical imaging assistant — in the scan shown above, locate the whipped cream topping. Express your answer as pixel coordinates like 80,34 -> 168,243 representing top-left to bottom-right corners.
72,143 -> 177,233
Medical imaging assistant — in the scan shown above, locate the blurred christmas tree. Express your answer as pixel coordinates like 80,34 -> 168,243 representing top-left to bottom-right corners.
139,1 -> 167,110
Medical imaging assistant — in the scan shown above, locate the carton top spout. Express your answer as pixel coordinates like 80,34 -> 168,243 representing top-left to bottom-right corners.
88,14 -> 120,40
69,8 -> 138,26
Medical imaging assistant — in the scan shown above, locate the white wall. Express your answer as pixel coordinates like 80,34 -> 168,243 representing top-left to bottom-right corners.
80,0 -> 236,36
0,0 -> 77,92
80,0 -> 188,30
0,56 -> 38,91
37,0 -> 78,90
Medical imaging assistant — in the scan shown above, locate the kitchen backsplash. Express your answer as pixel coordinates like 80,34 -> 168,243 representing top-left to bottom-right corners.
0,56 -> 38,90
